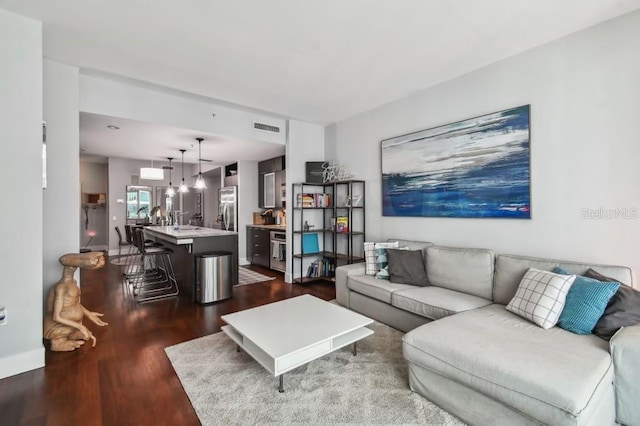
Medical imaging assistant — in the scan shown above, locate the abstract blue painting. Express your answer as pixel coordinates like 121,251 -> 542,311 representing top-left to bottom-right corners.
381,105 -> 530,218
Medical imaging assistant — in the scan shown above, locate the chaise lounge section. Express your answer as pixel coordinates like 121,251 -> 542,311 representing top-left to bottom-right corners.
335,240 -> 639,425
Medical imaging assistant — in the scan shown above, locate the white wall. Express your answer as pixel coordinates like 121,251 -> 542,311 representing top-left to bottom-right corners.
286,120 -> 326,282
80,161 -> 108,193
237,161 -> 258,264
0,10 -> 44,379
44,59 -> 81,299
80,75 -> 286,146
80,161 -> 108,248
328,10 -> 640,284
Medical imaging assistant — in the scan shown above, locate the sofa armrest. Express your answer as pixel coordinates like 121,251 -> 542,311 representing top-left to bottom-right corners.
335,263 -> 366,308
610,324 -> 640,426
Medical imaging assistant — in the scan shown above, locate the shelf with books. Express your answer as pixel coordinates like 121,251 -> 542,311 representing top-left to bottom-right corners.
292,250 -> 333,259
295,191 -> 332,208
291,180 -> 365,284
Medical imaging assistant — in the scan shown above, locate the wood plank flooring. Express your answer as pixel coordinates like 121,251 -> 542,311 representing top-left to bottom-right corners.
0,258 -> 335,425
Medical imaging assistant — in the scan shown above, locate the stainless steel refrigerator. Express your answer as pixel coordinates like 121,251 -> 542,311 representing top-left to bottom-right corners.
218,186 -> 238,232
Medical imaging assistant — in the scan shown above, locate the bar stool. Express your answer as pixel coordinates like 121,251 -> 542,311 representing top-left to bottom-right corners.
124,225 -> 165,283
123,225 -> 142,276
129,227 -> 178,302
114,226 -> 130,257
123,225 -> 161,277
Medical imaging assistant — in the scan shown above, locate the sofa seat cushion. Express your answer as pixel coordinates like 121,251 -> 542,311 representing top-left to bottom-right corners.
347,274 -> 416,303
392,287 -> 492,321
403,304 -> 612,422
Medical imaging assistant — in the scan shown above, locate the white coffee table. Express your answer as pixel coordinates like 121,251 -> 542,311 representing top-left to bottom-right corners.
221,294 -> 374,392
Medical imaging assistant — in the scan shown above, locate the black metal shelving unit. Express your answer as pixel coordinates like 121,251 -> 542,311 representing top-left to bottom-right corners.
291,180 -> 365,284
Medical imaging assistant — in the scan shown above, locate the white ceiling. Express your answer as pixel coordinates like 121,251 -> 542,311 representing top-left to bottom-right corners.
79,112 -> 285,165
3,0 -> 640,125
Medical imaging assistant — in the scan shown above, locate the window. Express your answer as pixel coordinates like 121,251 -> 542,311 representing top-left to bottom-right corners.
126,186 -> 153,220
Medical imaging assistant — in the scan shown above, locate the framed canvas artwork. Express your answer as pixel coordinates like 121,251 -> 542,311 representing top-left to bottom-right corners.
381,105 -> 531,218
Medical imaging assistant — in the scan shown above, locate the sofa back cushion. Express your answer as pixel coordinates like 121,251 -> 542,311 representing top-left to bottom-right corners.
426,246 -> 494,300
390,239 -> 433,259
494,254 -> 633,305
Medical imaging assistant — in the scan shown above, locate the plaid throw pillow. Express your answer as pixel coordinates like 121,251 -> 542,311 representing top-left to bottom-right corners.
364,241 -> 398,275
506,267 -> 576,329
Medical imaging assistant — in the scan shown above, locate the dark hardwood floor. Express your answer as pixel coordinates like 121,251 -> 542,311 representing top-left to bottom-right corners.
0,257 -> 335,425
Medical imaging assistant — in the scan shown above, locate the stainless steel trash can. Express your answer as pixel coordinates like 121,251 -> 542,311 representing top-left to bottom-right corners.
195,251 -> 232,304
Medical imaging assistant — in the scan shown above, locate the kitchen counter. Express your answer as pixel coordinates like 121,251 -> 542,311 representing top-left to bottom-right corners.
143,225 -> 239,296
247,224 -> 286,230
145,225 -> 237,245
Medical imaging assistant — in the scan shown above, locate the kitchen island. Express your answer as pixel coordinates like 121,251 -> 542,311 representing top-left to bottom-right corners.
143,226 -> 239,299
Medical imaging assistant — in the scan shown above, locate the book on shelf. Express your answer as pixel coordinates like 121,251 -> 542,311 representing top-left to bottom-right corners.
336,216 -> 349,233
296,192 -> 331,208
306,257 -> 336,278
302,233 -> 320,253
303,193 -> 315,208
315,193 -> 331,208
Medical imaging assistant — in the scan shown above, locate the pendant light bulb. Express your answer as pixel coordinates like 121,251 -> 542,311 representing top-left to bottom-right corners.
194,138 -> 207,189
166,157 -> 175,197
178,149 -> 189,193
195,174 -> 207,189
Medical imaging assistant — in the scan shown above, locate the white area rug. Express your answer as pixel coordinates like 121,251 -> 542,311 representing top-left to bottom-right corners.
165,320 -> 464,425
237,266 -> 276,286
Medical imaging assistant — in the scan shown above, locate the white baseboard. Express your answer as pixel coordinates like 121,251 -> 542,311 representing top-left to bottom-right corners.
84,245 -> 108,252
239,257 -> 249,266
0,346 -> 45,379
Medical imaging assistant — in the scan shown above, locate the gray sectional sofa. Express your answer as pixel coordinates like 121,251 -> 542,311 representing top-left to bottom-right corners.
335,240 -> 640,426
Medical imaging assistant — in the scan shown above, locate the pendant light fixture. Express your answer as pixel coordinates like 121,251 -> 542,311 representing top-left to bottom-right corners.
178,149 -> 189,193
165,157 -> 175,197
194,137 -> 207,189
140,159 -> 164,180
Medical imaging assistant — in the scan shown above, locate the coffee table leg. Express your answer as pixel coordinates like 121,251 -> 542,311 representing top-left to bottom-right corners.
352,342 -> 357,356
236,345 -> 241,353
278,375 -> 284,393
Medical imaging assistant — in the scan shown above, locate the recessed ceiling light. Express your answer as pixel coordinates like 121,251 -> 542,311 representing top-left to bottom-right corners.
107,125 -> 120,130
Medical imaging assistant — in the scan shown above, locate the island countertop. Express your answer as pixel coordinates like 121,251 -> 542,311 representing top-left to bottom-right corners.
143,225 -> 239,292
144,225 -> 237,245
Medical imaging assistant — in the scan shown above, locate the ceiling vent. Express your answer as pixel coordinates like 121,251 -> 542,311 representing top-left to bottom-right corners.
253,122 -> 281,133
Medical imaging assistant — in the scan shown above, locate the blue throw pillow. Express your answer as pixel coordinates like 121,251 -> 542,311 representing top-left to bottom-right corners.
553,267 -> 620,335
375,247 -> 391,279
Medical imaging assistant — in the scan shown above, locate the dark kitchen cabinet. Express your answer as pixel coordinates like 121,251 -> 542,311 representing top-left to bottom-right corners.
258,155 -> 285,208
247,226 -> 270,267
224,162 -> 238,186
275,169 -> 285,208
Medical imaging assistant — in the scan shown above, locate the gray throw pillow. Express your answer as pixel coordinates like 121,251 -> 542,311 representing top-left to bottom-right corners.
586,269 -> 640,340
387,249 -> 427,286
